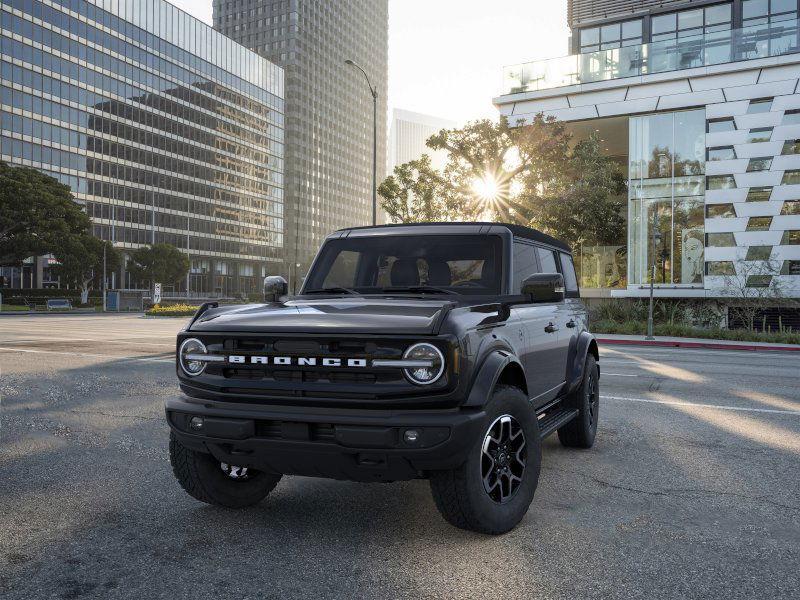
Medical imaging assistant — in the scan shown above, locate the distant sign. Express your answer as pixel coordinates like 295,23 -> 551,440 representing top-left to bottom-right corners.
153,283 -> 162,305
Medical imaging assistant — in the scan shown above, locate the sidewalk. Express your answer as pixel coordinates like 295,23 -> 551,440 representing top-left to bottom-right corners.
596,333 -> 800,352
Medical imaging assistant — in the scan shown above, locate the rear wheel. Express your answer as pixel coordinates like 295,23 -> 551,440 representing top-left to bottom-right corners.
429,385 -> 542,534
558,354 -> 599,448
169,432 -> 281,508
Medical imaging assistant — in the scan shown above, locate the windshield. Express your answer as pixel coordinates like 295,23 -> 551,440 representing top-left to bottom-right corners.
303,235 -> 503,296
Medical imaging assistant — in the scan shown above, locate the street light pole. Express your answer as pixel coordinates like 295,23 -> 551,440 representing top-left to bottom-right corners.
345,59 -> 377,226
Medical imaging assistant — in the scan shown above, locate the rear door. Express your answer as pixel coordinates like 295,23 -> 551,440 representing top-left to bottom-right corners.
535,246 -> 571,397
510,240 -> 562,404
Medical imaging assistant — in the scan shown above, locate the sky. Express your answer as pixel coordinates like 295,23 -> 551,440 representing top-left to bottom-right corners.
170,0 -> 569,125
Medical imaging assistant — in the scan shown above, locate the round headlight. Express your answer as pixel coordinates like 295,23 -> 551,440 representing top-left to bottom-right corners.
179,338 -> 207,377
403,342 -> 445,385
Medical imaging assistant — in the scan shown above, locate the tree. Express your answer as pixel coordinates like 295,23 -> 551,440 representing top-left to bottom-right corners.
53,236 -> 120,304
0,162 -> 91,265
378,155 -> 483,223
721,259 -> 793,331
127,243 -> 189,292
378,116 -> 626,250
426,115 -> 570,221
514,134 -> 627,247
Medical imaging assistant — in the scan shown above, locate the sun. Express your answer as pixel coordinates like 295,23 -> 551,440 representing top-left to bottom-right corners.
471,174 -> 501,202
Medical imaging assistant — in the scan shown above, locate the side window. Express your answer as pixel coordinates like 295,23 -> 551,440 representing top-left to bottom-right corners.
559,253 -> 579,294
536,247 -> 558,274
512,241 -> 538,293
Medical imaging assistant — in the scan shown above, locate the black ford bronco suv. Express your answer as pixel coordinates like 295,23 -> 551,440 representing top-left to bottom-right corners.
167,222 -> 599,534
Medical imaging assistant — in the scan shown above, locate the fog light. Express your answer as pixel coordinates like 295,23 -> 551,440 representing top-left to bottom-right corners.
403,429 -> 420,444
189,416 -> 204,431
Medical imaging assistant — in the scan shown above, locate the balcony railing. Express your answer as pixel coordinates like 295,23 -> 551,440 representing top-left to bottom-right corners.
502,19 -> 800,96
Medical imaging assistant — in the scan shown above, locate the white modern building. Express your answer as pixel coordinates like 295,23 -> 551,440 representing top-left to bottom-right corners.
495,0 -> 800,299
389,109 -> 457,172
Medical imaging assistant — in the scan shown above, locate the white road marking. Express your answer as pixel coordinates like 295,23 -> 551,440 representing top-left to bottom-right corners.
0,346 -> 174,364
601,395 -> 800,416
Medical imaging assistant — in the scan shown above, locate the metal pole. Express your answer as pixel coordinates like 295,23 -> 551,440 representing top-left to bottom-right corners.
372,90 -> 377,226
103,242 -> 107,312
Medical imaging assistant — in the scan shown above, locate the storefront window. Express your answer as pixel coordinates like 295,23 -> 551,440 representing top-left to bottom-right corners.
628,109 -> 705,285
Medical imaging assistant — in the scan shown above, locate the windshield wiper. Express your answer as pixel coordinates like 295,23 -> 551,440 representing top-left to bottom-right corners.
381,285 -> 457,295
304,287 -> 360,295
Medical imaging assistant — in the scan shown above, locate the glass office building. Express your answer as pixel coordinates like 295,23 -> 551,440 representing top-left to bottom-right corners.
0,0 -> 284,296
496,0 -> 800,299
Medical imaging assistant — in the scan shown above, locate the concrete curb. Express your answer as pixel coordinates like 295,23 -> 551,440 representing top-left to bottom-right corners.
596,337 -> 800,352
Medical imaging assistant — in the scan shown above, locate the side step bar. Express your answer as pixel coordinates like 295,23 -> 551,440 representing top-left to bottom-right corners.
538,408 -> 579,439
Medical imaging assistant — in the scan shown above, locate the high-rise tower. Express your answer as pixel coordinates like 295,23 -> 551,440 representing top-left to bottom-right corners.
214,0 -> 389,288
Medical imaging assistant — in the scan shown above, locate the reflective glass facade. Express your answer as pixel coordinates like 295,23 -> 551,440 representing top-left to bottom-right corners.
0,0 -> 284,296
628,110 -> 706,286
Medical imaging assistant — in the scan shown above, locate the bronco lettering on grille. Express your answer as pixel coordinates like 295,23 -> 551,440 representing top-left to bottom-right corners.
227,355 -> 368,367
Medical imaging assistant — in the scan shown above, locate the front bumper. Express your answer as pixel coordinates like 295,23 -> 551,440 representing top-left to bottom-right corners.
165,395 -> 486,482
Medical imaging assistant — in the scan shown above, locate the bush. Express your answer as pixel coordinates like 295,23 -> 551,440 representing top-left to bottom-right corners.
145,303 -> 199,317
592,319 -> 800,345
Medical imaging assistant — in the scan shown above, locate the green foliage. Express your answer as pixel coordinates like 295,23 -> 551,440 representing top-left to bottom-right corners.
0,162 -> 90,265
515,134 -> 627,247
146,303 -> 199,317
127,243 -> 189,288
53,236 -> 120,301
378,155 -> 481,222
592,320 -> 800,345
378,116 -> 626,251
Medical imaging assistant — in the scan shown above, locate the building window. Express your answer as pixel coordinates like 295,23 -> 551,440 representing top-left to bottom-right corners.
781,260 -> 800,274
747,98 -> 773,114
783,109 -> 800,124
707,118 -> 736,133
707,232 -> 737,247
706,203 -> 737,218
651,3 -> 732,42
746,127 -> 773,143
782,170 -> 800,184
579,18 -> 643,53
706,261 -> 736,276
629,110 -> 705,285
746,157 -> 772,171
742,0 -> 798,27
747,275 -> 773,287
782,230 -> 800,244
782,139 -> 800,154
707,175 -> 736,189
707,146 -> 736,161
746,245 -> 773,259
782,199 -> 800,214
747,216 -> 773,230
747,186 -> 773,201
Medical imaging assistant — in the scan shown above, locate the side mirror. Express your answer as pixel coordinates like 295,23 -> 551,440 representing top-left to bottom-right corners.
521,273 -> 565,303
263,275 -> 288,303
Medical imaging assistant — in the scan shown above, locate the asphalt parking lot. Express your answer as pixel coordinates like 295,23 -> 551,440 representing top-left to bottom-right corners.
1,314 -> 798,600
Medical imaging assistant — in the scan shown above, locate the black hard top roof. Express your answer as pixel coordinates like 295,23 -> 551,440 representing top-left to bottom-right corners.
335,222 -> 572,253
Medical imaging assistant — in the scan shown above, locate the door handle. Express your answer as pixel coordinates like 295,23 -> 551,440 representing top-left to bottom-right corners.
566,319 -> 576,328
544,322 -> 559,333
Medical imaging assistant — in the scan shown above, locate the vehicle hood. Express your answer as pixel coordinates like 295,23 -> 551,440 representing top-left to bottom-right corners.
188,297 -> 454,335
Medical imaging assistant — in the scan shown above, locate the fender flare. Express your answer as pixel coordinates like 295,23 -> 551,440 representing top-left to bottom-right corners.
567,332 -> 599,393
463,350 -> 526,408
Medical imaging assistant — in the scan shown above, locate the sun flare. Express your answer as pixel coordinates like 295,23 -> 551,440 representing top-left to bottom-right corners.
471,174 -> 501,202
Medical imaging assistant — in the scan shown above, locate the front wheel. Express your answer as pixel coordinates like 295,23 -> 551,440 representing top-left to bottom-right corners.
558,354 -> 599,448
429,385 -> 542,535
169,432 -> 282,508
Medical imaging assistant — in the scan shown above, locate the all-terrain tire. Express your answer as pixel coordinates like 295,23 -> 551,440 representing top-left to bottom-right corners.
169,432 -> 281,508
557,354 -> 599,449
429,385 -> 542,535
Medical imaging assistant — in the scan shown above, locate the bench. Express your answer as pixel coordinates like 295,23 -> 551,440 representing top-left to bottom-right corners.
46,298 -> 72,311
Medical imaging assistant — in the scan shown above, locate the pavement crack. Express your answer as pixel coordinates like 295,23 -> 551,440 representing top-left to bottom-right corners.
545,466 -> 800,512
